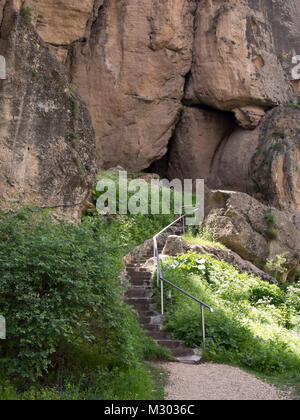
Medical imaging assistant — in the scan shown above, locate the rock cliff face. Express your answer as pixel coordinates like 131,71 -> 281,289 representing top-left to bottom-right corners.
0,0 -> 97,216
205,190 -> 300,281
23,0 -> 196,170
250,106 -> 300,213
185,0 -> 296,127
0,0 -> 299,272
17,0 -> 299,172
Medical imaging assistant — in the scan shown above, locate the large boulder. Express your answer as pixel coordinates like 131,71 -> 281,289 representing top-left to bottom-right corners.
162,235 -> 189,257
250,106 -> 300,214
170,104 -> 300,215
205,190 -> 300,281
0,2 -> 97,217
209,125 -> 261,194
185,0 -> 299,128
13,0 -> 300,172
167,106 -> 235,183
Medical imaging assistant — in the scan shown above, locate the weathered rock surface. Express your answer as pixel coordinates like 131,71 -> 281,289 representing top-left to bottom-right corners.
209,125 -> 261,194
0,2 -> 97,217
205,190 -> 300,281
8,0 -> 300,174
0,0 -> 299,227
68,0 -> 196,171
23,0 -> 95,46
250,106 -> 300,214
185,0 -> 299,128
163,235 -> 189,257
171,104 -> 300,212
167,106 -> 235,184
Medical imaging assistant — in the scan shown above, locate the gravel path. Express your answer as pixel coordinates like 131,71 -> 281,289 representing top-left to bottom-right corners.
158,362 -> 291,400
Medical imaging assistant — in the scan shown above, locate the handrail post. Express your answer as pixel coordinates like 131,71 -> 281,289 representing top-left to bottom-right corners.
157,266 -> 160,288
152,208 -> 213,331
201,304 -> 205,347
161,280 -> 164,315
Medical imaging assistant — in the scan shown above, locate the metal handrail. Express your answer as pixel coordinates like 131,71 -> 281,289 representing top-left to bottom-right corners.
153,208 -> 213,346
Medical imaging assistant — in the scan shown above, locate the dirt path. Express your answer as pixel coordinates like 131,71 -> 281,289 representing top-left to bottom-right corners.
158,362 -> 291,400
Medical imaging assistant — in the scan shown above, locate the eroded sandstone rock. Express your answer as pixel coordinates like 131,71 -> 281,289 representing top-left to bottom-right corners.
167,106 -> 235,184
22,0 -> 98,63
185,0 -> 298,128
209,125 -> 261,194
68,0 -> 196,171
250,106 -> 300,214
205,190 -> 300,281
162,235 -> 189,256
0,3 -> 97,217
11,0 -> 300,173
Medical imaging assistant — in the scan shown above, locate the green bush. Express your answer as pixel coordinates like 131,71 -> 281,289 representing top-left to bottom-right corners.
0,199 -> 173,395
0,209 -> 133,380
0,171 -> 194,396
20,6 -> 33,25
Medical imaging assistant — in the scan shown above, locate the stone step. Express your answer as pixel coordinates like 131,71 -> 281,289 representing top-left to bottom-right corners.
139,310 -> 161,318
146,331 -> 173,340
139,314 -> 165,325
127,267 -> 149,273
126,265 -> 143,269
157,339 -> 186,349
141,324 -> 162,332
129,280 -> 152,287
128,268 -> 151,274
127,284 -> 152,291
171,347 -> 198,358
126,301 -> 157,312
126,287 -> 152,298
125,297 -> 152,305
175,354 -> 202,365
175,357 -> 201,365
129,273 -> 152,280
130,258 -> 148,264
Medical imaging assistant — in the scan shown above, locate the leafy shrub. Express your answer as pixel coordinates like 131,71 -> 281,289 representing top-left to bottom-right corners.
266,253 -> 289,282
20,6 -> 33,25
0,194 -> 174,395
285,283 -> 300,312
0,209 -> 132,380
248,282 -> 286,307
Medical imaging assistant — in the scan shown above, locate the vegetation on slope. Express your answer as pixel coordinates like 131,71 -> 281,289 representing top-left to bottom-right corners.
156,252 -> 300,397
182,225 -> 226,249
0,170 -> 185,400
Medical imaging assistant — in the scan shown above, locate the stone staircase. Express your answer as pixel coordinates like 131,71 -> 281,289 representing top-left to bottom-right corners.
125,242 -> 202,364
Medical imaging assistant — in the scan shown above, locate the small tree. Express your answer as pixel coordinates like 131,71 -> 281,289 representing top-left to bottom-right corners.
266,253 -> 289,282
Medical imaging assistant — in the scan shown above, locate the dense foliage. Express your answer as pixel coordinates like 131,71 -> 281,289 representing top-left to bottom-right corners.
0,210 -> 130,379
157,252 -> 300,382
0,198 -> 172,397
